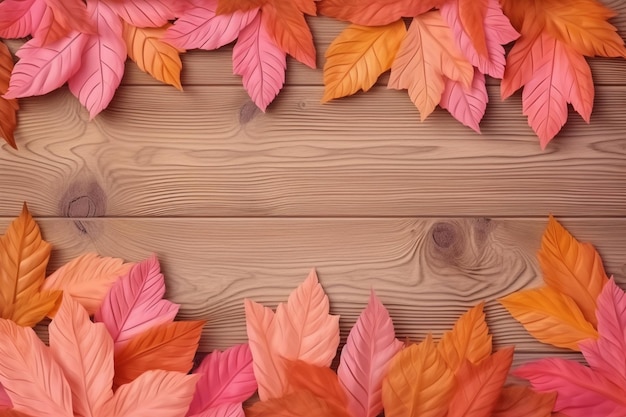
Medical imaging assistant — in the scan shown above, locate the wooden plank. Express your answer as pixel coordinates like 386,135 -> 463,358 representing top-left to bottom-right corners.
2,85 -> 626,217
5,217 -> 623,353
4,1 -> 626,87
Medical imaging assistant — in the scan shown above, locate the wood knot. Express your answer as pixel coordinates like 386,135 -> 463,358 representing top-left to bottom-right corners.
432,222 -> 458,249
239,101 -> 260,124
59,181 -> 106,234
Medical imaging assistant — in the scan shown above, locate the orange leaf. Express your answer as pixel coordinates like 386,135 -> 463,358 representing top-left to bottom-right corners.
458,0 -> 489,57
438,302 -> 492,373
447,347 -> 514,417
216,0 -> 267,15
122,23 -> 185,90
499,0 -> 537,31
388,11 -> 473,121
499,287 -> 597,350
246,390 -> 343,417
322,21 -> 406,103
42,253 -> 132,315
492,385 -> 557,417
382,335 -> 455,417
0,204 -> 60,327
318,0 -> 443,26
0,319 -> 73,417
0,42 -> 18,149
539,216 -> 608,326
286,360 -> 350,416
114,320 -> 205,386
261,1 -> 316,68
0,410 -> 35,417
49,294 -> 113,417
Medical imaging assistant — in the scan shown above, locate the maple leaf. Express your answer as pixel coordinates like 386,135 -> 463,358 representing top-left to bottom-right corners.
0,294 -> 199,417
0,42 -> 18,149
322,21 -> 406,103
245,269 -> 340,400
317,0 -> 443,26
389,11 -> 473,122
0,204 -> 61,327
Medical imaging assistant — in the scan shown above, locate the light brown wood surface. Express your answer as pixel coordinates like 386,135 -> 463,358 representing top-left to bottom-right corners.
0,1 -> 625,369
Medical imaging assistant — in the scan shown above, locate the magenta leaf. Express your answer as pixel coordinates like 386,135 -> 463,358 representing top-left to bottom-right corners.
163,0 -> 258,50
440,69 -> 488,133
338,291 -> 403,417
187,344 -> 257,415
94,255 -> 179,351
232,11 -> 286,111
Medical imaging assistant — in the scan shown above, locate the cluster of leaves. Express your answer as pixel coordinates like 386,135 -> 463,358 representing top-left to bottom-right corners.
318,0 -> 626,147
243,271 -> 555,417
501,216 -> 626,416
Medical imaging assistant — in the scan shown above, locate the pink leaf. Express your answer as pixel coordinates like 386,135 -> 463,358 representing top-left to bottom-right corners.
4,33 -> 86,99
163,0 -> 258,50
514,358 -> 626,417
0,0 -> 41,39
0,384 -> 12,409
94,255 -> 179,351
440,0 -> 519,78
187,344 -> 257,415
522,32 -> 594,149
232,11 -> 286,111
440,69 -> 488,133
104,0 -> 185,28
189,403 -> 245,417
67,0 -> 126,119
580,278 -> 626,388
338,291 -> 403,417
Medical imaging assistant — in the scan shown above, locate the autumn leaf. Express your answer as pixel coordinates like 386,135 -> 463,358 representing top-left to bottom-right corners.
245,390 -> 339,417
492,385 -> 556,417
0,42 -> 18,149
447,348 -> 514,417
42,253 -> 132,315
318,0 -> 443,26
337,291 -> 403,417
388,11 -> 474,121
286,361 -> 350,416
437,301 -> 492,373
103,0 -> 185,28
0,204 -> 61,327
245,269 -> 340,400
123,23 -> 184,90
457,0 -> 489,57
439,70 -> 488,133
114,320 -> 205,386
322,21 -> 406,103
382,335 -> 455,417
216,0 -> 266,16
500,287 -> 597,350
538,216 -> 608,326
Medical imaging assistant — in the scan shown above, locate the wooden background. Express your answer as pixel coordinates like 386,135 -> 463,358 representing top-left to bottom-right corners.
1,1 -> 626,369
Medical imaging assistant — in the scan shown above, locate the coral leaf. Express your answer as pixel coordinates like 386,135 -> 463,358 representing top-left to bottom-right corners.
261,1 -> 316,68
163,0 -> 258,51
492,385 -> 557,417
447,347 -> 514,417
437,301 -> 492,373
232,11 -> 286,111
189,403 -> 245,417
322,21 -> 406,103
579,279 -> 626,388
287,360 -> 350,416
188,344 -> 257,414
216,0 -> 266,16
42,253 -> 132,315
440,70 -> 488,133
382,335 -> 455,417
245,390 -> 342,417
0,0 -> 40,39
500,286 -> 597,350
458,0 -> 489,57
0,42 -> 17,149
95,255 -> 179,351
123,23 -> 184,90
388,11 -> 474,121
114,320 -> 204,386
43,0 -> 93,34
111,370 -> 200,417
538,216 -> 608,324
104,0 -> 184,27
0,319 -> 73,417
514,358 -> 626,417
317,0 -> 443,26
337,291 -> 403,417
49,294 -> 113,417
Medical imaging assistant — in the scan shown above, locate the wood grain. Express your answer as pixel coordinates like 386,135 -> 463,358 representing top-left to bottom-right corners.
1,85 -> 625,217
4,217 -> 622,353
